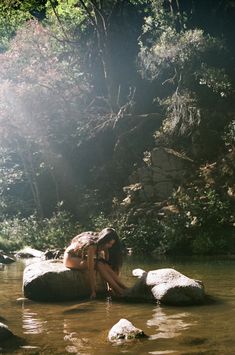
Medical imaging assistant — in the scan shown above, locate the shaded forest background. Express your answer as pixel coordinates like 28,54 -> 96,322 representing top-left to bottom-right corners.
1,0 -> 235,255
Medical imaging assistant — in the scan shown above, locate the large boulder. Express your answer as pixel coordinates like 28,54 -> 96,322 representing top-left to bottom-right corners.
23,260 -> 106,301
125,268 -> 205,305
23,261 -> 205,305
108,319 -> 148,343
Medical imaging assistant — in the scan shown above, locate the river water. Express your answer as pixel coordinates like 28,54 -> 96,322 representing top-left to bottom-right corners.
0,256 -> 235,354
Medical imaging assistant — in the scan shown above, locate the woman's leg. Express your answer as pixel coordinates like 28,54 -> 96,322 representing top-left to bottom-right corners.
102,264 -> 127,289
96,262 -> 124,295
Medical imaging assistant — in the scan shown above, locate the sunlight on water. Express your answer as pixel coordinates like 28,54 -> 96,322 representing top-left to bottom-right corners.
148,308 -> 195,339
22,309 -> 47,334
149,351 -> 178,354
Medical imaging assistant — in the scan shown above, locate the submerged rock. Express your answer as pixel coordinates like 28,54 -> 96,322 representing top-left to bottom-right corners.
23,260 -> 106,301
108,318 -> 148,343
0,322 -> 25,351
0,252 -> 15,264
0,322 -> 15,341
125,268 -> 205,305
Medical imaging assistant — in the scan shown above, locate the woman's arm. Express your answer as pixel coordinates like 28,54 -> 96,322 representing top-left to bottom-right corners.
87,246 -> 96,299
104,248 -> 109,261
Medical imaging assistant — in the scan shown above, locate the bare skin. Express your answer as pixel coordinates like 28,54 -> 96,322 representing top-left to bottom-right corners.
63,240 -> 127,299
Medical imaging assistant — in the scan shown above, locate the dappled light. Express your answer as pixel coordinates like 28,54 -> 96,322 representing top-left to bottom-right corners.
1,1 -> 235,352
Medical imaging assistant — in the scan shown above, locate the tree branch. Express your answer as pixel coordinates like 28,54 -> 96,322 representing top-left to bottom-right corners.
48,0 -> 70,42
79,0 -> 98,29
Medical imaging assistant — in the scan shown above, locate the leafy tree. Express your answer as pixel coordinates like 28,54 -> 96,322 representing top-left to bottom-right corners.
45,0 -> 149,111
138,0 -> 235,159
0,20 -> 90,216
0,0 -> 47,51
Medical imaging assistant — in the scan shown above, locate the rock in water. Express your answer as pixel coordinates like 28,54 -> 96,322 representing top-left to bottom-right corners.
0,322 -> 15,341
15,247 -> 44,259
23,260 -> 106,301
0,252 -> 15,264
125,268 -> 205,305
132,268 -> 146,278
23,261 -> 205,305
108,319 -> 148,343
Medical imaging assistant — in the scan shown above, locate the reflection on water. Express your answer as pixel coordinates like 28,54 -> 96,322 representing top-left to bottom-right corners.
64,332 -> 91,354
148,308 -> 195,339
0,257 -> 235,354
149,351 -> 178,355
22,308 -> 48,334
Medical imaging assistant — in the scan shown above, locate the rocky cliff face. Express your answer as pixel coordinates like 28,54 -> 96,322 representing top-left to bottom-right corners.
122,147 -> 194,207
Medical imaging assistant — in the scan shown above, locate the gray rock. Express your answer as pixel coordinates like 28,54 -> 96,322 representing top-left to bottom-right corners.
126,268 -> 205,305
0,322 -> 15,341
0,252 -> 15,264
15,247 -> 44,259
23,260 -> 106,301
132,268 -> 146,278
122,147 -> 194,204
23,261 -> 205,305
108,319 -> 148,343
44,249 -> 64,260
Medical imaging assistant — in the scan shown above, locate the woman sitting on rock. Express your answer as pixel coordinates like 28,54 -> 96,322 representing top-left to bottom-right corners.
63,227 -> 127,299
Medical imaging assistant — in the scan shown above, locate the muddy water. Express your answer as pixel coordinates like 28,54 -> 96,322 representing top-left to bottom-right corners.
0,256 -> 235,354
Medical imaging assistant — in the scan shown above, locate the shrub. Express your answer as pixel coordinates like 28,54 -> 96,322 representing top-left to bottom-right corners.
0,207 -> 80,252
160,186 -> 234,255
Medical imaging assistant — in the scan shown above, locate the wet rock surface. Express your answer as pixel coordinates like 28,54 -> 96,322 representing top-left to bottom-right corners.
108,318 -> 148,343
23,260 -> 106,301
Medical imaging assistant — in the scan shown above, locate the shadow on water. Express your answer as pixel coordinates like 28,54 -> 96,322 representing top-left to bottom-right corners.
0,335 -> 26,353
63,301 -> 96,314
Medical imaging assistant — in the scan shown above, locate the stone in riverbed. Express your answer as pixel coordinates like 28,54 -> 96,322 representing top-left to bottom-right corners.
23,260 -> 106,301
132,268 -> 146,278
108,319 -> 148,343
0,322 -> 25,351
126,268 -> 205,305
15,247 -> 44,259
0,322 -> 15,341
0,252 -> 15,264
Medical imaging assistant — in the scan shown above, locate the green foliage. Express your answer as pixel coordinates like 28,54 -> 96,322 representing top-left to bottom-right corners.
88,212 -> 112,232
0,0 -> 235,258
160,187 -> 234,254
88,211 -> 163,255
121,217 -> 162,255
139,2 -> 234,158
0,0 -> 46,51
223,120 -> 235,147
0,20 -> 90,215
45,0 -> 89,36
156,90 -> 200,139
0,206 -> 80,252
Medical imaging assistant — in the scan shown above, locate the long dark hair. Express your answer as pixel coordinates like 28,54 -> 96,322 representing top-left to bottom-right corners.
97,228 -> 123,272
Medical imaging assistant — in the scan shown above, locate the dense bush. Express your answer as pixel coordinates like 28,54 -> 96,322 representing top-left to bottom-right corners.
89,187 -> 235,256
88,211 -> 163,255
0,207 -> 80,252
159,187 -> 235,255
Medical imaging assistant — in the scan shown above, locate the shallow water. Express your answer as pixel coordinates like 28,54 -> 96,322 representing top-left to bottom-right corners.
0,256 -> 235,354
